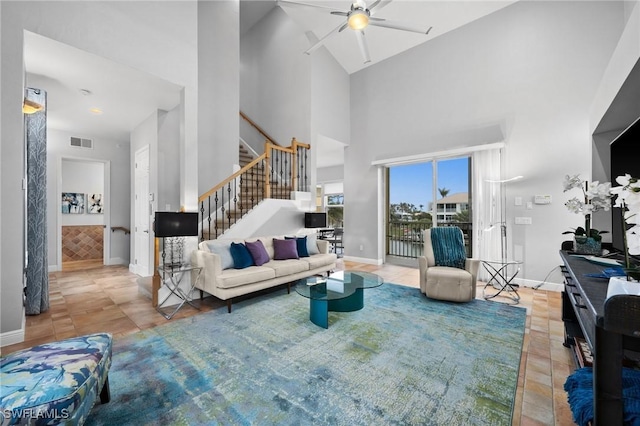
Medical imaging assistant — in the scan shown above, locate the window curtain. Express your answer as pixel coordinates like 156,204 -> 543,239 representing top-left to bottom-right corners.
25,88 -> 49,315
472,147 -> 503,281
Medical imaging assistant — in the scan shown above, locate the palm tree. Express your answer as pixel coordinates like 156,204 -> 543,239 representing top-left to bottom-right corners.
438,187 -> 450,199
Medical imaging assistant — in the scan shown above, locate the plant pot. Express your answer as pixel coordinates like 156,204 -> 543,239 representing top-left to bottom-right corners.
573,237 -> 602,255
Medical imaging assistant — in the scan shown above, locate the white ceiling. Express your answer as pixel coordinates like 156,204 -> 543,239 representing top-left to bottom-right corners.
24,31 -> 182,142
271,0 -> 516,74
23,0 -> 515,147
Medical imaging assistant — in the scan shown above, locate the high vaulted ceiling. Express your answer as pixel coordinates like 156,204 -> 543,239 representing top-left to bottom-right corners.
23,1 -> 517,144
250,0 -> 516,74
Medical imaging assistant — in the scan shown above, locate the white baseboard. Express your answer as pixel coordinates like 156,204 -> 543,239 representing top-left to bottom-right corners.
0,315 -> 25,350
129,264 -> 137,274
514,277 -> 563,292
109,257 -> 125,266
48,264 -> 59,273
342,255 -> 383,265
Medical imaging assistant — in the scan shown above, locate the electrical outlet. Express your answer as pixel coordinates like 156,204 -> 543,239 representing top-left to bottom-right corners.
515,217 -> 532,225
359,244 -> 364,251
514,197 -> 522,206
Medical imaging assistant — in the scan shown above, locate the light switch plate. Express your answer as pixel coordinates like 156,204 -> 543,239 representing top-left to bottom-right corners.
534,195 -> 552,204
515,217 -> 532,225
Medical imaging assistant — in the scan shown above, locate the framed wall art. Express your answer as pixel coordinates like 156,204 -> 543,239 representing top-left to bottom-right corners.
61,192 -> 85,214
88,193 -> 104,214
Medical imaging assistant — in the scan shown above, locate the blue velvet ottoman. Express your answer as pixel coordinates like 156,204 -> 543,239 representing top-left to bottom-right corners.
0,333 -> 112,425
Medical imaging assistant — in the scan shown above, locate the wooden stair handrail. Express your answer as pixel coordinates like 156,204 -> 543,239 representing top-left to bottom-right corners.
239,111 -> 280,147
198,153 -> 267,203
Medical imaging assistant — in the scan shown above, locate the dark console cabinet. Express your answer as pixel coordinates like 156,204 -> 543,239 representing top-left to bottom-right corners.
560,251 -> 640,425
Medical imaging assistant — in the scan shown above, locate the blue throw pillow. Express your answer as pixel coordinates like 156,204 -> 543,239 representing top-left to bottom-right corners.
230,242 -> 254,269
285,236 -> 310,257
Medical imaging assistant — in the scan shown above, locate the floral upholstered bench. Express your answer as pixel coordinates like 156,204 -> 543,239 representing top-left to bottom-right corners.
0,333 -> 112,425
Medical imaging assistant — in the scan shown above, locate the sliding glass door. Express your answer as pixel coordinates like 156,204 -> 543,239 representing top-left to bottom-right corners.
387,156 -> 472,259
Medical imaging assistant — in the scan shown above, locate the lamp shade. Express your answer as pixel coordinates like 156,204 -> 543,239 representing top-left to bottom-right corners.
154,212 -> 199,237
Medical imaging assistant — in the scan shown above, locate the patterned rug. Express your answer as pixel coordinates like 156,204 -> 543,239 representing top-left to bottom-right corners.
85,283 -> 526,425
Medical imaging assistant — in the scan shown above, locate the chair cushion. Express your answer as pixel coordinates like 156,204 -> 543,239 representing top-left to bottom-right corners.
426,267 -> 474,302
430,227 -> 466,269
0,333 -> 112,425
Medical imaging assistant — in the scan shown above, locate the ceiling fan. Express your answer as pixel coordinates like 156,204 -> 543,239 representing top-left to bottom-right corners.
277,0 -> 432,64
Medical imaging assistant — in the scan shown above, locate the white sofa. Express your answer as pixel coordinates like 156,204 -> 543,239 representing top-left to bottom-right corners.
191,234 -> 337,312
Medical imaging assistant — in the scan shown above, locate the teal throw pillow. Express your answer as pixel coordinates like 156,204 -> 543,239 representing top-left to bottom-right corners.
230,242 -> 254,269
285,236 -> 310,257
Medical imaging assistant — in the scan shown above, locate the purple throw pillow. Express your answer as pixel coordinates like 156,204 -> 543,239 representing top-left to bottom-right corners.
273,238 -> 299,260
245,240 -> 270,266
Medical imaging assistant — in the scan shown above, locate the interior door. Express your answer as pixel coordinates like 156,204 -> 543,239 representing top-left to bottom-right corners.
134,145 -> 151,276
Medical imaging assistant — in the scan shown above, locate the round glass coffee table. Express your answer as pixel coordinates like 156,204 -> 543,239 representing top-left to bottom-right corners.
295,271 -> 384,329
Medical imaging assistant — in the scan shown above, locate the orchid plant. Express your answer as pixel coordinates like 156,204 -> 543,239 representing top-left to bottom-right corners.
563,174 -> 612,242
610,174 -> 640,280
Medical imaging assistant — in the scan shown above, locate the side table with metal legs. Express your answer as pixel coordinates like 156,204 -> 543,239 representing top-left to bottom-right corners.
482,259 -> 522,305
156,264 -> 203,319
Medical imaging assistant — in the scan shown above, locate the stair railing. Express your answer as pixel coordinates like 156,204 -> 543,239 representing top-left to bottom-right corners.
199,138 -> 310,241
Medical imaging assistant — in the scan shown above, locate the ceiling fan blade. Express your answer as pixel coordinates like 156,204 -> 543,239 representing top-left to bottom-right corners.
369,19 -> 432,35
355,30 -> 371,64
330,11 -> 348,17
368,0 -> 393,14
277,0 -> 343,13
304,20 -> 348,55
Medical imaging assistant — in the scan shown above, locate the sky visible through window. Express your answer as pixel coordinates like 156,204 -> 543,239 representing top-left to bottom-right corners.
389,158 -> 469,211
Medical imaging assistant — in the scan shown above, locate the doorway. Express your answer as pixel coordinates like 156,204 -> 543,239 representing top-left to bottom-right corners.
386,156 -> 472,263
134,145 -> 153,277
58,157 -> 110,271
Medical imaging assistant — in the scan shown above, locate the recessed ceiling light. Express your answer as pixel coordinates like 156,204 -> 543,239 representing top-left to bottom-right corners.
89,108 -> 103,115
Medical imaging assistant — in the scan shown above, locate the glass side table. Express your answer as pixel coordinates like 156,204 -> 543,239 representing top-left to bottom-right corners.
482,259 -> 522,305
156,264 -> 202,319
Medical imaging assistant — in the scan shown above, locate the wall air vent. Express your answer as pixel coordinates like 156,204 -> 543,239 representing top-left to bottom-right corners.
70,137 -> 93,149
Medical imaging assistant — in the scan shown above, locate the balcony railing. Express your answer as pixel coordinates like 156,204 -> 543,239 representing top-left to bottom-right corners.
387,221 -> 473,258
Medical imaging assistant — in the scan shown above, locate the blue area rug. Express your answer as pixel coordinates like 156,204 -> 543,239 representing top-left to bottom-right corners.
86,283 -> 526,425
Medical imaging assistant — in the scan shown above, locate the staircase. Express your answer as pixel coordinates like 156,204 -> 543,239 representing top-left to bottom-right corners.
198,117 -> 310,241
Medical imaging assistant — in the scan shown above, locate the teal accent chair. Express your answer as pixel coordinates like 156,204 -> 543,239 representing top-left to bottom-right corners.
418,228 -> 479,302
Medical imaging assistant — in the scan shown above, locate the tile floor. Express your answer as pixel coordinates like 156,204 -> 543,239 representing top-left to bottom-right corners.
1,260 -> 575,425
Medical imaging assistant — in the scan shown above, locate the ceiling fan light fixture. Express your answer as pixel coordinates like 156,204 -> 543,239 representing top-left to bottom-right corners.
348,9 -> 369,30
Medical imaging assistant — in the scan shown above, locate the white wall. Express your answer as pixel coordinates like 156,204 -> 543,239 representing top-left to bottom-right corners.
347,1 -> 626,283
1,1 -> 198,338
61,160 -> 104,225
47,129 -> 130,269
198,1 -> 239,195
240,7 -> 312,147
158,107 -> 181,212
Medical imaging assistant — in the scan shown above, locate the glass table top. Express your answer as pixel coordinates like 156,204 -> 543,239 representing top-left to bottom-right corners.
295,271 -> 384,301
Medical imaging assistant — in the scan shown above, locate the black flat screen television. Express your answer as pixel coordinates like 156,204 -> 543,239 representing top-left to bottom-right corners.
305,212 -> 327,228
154,212 -> 199,237
610,116 -> 640,255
